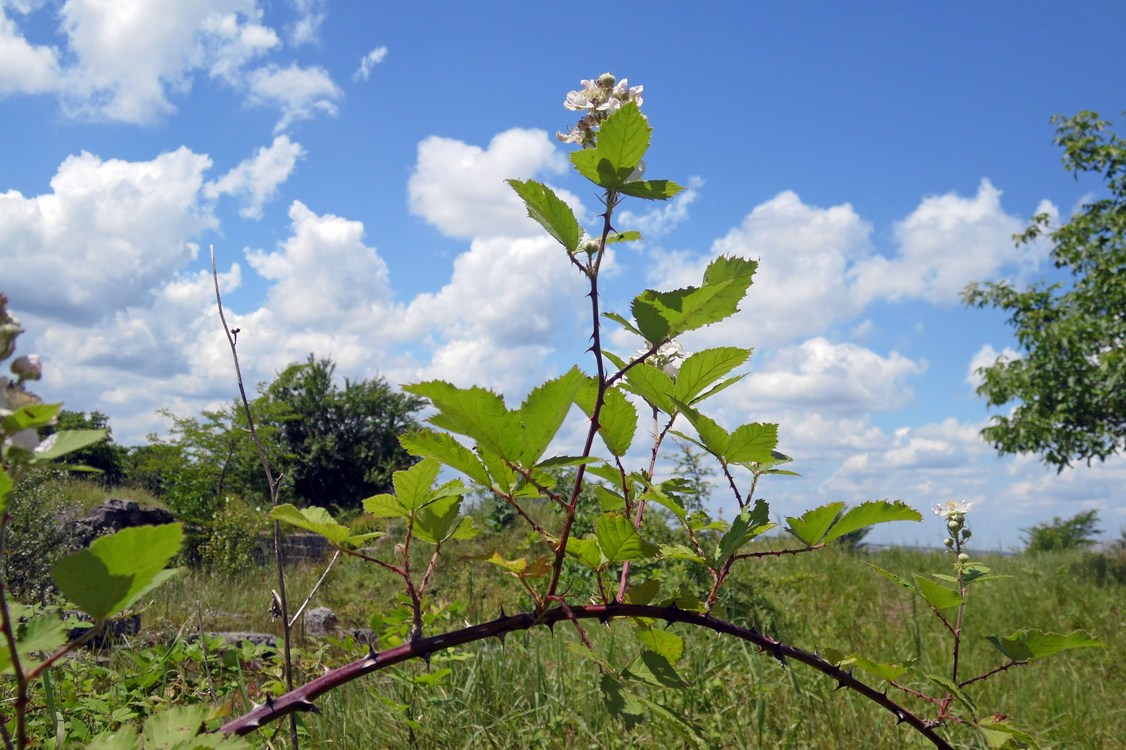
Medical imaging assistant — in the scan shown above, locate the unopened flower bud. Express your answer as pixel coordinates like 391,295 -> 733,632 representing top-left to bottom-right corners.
957,553 -> 970,563
598,72 -> 616,88
578,238 -> 601,256
10,354 -> 41,382
947,519 -> 961,532
0,322 -> 21,361
960,528 -> 972,540
944,537 -> 955,548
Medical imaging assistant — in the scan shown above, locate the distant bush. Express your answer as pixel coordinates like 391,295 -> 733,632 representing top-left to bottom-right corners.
195,497 -> 264,575
1023,510 -> 1101,552
3,470 -> 86,602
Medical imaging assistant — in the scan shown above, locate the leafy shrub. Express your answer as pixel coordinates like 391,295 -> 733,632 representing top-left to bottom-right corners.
1023,510 -> 1101,552
3,469 -> 86,602
196,497 -> 264,575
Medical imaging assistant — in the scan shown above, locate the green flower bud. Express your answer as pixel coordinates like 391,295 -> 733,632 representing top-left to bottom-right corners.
598,72 -> 616,88
957,553 -> 970,563
960,528 -> 972,541
578,238 -> 601,256
947,519 -> 961,532
943,537 -> 955,548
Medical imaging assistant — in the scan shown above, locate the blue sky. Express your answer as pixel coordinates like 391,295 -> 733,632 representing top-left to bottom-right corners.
3,1 -> 1124,548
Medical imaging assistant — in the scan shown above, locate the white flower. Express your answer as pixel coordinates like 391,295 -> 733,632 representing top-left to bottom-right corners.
633,339 -> 686,377
564,89 -> 593,111
556,126 -> 584,144
932,500 -> 974,518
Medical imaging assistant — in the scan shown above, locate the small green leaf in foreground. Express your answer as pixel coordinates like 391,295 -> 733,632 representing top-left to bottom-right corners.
985,629 -> 1103,661
52,523 -> 183,622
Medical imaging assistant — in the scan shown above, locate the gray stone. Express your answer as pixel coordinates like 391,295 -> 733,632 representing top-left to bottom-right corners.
303,606 -> 338,637
69,499 -> 175,549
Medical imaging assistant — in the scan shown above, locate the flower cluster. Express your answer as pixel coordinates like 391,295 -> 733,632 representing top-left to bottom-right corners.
557,72 -> 644,148
0,293 -> 45,455
933,500 -> 973,559
633,339 -> 686,378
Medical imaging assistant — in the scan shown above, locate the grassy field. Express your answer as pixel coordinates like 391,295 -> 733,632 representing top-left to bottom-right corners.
6,478 -> 1124,748
145,544 -> 1122,748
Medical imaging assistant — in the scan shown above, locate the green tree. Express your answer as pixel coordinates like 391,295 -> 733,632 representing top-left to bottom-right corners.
964,111 -> 1126,469
1023,510 -> 1101,552
261,355 -> 425,509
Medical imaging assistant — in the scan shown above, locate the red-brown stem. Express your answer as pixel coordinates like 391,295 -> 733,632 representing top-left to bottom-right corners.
959,660 -> 1026,689
218,603 -> 954,749
615,408 -> 674,602
544,195 -> 618,601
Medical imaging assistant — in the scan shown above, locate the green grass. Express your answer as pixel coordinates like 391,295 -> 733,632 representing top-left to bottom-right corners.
6,478 -> 1123,748
130,544 -> 1122,749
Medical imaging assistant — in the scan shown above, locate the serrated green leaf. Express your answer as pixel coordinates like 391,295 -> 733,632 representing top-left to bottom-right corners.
635,628 -> 684,664
618,179 -> 684,200
837,654 -> 914,683
52,524 -> 183,622
823,500 -> 922,543
977,716 -> 1041,749
2,402 -> 61,432
985,629 -> 1103,661
506,178 -> 581,251
268,504 -> 364,547
672,403 -> 730,458
392,459 -> 443,511
400,429 -> 490,487
565,536 -> 606,571
637,696 -> 708,749
913,574 -> 963,610
631,255 -> 757,342
6,615 -> 66,673
726,422 -> 778,464
715,501 -> 775,563
660,544 -> 707,564
626,649 -> 690,688
535,455 -> 602,470
595,513 -> 657,563
134,703 -> 252,748
518,367 -> 583,465
576,379 -> 637,457
413,494 -> 463,544
621,362 -> 677,414
673,347 -> 751,404
645,486 -> 687,524
403,381 -> 521,460
603,312 -> 643,339
928,674 -> 977,718
476,552 -> 552,579
625,578 -> 661,606
593,484 -> 626,513
867,563 -> 917,594
363,492 -> 405,518
605,231 -> 643,244
32,429 -> 107,462
570,102 -> 650,190
85,726 -> 140,750
600,673 -> 645,729
786,502 -> 845,546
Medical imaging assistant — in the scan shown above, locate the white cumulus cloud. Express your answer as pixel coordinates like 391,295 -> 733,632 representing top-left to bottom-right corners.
0,147 -> 216,322
851,179 -> 1035,304
205,135 -> 305,218
408,128 -> 578,239
246,62 -> 341,133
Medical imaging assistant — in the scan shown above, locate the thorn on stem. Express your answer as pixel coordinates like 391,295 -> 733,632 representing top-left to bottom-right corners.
294,699 -> 321,714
